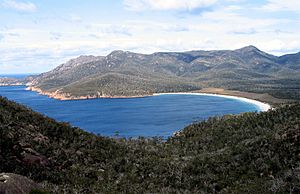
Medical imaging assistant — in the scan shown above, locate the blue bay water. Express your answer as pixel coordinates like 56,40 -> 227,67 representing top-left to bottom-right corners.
0,86 -> 260,138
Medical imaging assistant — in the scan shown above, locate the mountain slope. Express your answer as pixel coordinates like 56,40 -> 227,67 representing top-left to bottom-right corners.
28,46 -> 300,100
278,52 -> 300,70
1,96 -> 300,193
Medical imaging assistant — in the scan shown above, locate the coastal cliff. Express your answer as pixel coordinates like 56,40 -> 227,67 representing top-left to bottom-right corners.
26,86 -> 150,100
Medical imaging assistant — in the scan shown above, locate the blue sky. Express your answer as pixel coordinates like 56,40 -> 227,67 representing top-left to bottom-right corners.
0,0 -> 300,74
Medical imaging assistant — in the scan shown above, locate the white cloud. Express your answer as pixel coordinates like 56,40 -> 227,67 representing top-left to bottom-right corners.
2,9 -> 298,73
259,39 -> 300,55
124,0 -> 218,11
50,32 -> 62,41
69,14 -> 82,23
0,33 -> 4,41
262,0 -> 300,12
1,1 -> 300,73
2,0 -> 36,12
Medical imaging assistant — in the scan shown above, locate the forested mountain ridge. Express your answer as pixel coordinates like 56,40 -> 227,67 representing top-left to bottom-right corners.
1,96 -> 300,193
28,46 -> 300,100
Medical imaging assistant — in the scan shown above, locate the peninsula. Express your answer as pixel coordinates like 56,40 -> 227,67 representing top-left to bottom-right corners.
25,46 -> 300,103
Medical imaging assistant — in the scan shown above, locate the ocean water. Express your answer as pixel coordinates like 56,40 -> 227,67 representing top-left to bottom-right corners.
0,74 -> 37,79
0,86 -> 260,138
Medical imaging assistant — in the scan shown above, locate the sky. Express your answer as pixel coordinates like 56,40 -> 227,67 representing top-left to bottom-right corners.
0,0 -> 300,74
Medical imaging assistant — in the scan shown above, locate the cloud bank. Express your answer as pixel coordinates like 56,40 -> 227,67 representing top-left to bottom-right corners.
262,0 -> 300,12
0,0 -> 300,73
124,0 -> 218,11
2,0 -> 36,12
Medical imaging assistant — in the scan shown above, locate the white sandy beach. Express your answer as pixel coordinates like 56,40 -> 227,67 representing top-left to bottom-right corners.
154,92 -> 271,112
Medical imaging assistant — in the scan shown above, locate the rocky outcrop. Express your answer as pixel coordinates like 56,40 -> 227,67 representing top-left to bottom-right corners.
0,173 -> 43,194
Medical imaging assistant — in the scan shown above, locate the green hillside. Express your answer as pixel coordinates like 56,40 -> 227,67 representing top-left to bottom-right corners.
29,46 -> 300,100
1,96 -> 300,193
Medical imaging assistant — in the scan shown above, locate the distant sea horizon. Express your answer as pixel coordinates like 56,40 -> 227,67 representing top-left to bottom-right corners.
0,73 -> 39,79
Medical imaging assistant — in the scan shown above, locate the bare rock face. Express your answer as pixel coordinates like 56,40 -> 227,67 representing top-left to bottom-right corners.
0,173 -> 42,194
0,78 -> 23,86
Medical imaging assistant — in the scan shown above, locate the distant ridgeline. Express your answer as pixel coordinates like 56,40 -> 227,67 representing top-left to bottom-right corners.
17,45 -> 300,100
1,96 -> 300,193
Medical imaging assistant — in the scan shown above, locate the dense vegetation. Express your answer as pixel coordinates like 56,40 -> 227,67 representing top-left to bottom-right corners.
1,96 -> 300,193
28,46 -> 300,100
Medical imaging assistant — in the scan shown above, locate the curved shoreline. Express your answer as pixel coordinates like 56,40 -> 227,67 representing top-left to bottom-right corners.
154,92 -> 271,112
26,86 -> 271,111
